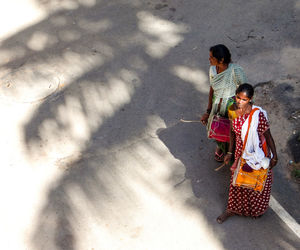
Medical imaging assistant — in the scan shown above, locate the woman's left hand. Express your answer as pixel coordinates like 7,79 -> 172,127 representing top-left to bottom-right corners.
269,157 -> 278,169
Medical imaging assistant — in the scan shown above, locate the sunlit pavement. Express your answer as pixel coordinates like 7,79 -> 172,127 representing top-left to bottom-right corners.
0,1 -> 299,249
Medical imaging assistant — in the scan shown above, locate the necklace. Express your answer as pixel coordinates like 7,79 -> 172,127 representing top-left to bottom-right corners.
235,103 -> 252,116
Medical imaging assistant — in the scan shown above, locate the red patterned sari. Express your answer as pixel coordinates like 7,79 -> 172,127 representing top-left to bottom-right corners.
227,111 -> 272,217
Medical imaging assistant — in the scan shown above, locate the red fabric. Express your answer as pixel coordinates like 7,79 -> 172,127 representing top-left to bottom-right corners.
227,112 -> 272,217
209,116 -> 230,142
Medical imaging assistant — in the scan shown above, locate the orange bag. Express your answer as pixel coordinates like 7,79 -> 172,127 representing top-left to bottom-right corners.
233,158 -> 268,192
232,108 -> 269,193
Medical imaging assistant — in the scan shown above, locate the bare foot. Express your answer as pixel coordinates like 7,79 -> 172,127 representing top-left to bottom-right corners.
216,210 -> 234,224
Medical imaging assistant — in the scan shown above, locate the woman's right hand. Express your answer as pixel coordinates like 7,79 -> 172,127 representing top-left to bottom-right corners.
224,153 -> 232,165
200,113 -> 209,125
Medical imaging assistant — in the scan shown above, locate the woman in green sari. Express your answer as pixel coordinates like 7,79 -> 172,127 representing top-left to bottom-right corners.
201,44 -> 247,162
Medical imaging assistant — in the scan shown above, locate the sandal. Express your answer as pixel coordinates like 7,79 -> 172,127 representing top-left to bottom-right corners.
215,151 -> 224,162
252,214 -> 263,219
216,210 -> 234,224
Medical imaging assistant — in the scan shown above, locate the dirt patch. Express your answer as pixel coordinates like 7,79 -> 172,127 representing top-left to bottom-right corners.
254,79 -> 300,184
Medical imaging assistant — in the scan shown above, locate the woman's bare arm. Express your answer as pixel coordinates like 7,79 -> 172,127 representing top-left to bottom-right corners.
224,120 -> 235,165
264,129 -> 278,169
200,87 -> 214,125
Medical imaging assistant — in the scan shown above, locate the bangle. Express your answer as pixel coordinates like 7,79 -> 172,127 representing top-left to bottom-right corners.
227,152 -> 233,155
206,109 -> 211,114
271,158 -> 278,162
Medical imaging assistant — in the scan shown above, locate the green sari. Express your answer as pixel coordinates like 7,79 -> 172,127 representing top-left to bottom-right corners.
207,63 -> 247,154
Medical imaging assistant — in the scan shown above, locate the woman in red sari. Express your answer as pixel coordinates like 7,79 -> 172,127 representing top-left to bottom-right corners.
217,83 -> 278,223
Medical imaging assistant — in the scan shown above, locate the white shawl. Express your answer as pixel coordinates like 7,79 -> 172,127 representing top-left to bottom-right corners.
209,63 -> 246,115
241,105 -> 270,170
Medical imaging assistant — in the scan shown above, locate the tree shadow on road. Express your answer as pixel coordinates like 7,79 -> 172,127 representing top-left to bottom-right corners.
0,0 -> 299,249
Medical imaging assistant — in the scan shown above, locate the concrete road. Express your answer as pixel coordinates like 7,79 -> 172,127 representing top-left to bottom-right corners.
0,0 -> 299,249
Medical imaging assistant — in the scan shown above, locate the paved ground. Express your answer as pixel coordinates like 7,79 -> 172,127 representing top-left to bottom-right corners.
0,0 -> 299,249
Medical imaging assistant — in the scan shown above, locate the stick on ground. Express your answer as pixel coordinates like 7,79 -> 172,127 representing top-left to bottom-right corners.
180,119 -> 201,123
215,162 -> 226,171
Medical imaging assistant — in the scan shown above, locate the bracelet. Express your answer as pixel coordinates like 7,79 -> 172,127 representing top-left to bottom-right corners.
227,152 -> 233,155
271,158 -> 278,162
206,109 -> 211,114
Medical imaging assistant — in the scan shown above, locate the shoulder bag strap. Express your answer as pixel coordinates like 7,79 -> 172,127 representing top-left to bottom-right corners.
241,107 -> 259,152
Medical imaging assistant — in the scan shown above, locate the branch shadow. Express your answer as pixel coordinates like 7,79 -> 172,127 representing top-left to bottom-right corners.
0,0 -> 299,249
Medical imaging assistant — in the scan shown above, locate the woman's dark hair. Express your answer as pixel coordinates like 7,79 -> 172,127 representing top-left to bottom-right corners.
210,44 -> 231,64
236,83 -> 254,99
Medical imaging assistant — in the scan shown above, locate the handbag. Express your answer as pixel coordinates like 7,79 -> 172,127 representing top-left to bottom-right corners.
208,115 -> 230,142
208,98 -> 231,142
232,108 -> 269,193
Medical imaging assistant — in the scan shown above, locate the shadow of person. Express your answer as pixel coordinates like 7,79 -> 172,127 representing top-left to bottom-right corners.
157,121 -> 231,212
